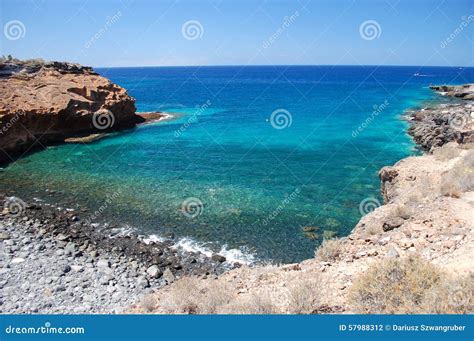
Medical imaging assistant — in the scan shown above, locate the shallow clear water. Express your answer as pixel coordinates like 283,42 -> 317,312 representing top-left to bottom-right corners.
1,65 -> 472,263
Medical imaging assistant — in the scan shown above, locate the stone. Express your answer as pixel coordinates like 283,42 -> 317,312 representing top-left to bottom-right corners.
386,247 -> 400,258
146,265 -> 162,279
56,233 -> 69,241
71,265 -> 84,272
99,276 -> 113,285
211,254 -> 226,263
0,232 -> 10,240
10,258 -> 25,264
62,265 -> 72,274
97,259 -> 111,268
64,242 -> 76,255
136,276 -> 150,289
382,217 -> 404,232
163,268 -> 175,284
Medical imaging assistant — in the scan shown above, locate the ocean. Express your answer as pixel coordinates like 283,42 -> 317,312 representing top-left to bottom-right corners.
1,65 -> 472,263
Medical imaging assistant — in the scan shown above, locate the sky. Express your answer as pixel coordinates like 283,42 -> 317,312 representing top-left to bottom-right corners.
0,0 -> 473,67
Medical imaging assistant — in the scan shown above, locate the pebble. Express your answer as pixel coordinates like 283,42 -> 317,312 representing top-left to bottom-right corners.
386,247 -> 400,258
163,268 -> 175,284
136,276 -> 150,289
0,232 -> 10,240
97,259 -> 111,268
146,265 -> 162,279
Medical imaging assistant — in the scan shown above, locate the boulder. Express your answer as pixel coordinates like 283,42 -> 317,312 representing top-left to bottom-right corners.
382,218 -> 404,232
146,265 -> 162,279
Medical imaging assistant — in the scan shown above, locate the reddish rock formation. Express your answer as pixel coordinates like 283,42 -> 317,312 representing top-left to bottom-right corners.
0,60 -> 144,163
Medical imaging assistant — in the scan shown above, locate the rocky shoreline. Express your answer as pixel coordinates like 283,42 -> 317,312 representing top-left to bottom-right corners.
0,194 -> 231,313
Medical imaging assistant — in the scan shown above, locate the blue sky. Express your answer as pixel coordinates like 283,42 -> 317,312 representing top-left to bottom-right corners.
1,0 -> 472,67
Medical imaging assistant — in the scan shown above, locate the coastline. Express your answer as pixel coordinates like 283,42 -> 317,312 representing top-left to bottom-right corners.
1,83 -> 472,314
131,85 -> 473,314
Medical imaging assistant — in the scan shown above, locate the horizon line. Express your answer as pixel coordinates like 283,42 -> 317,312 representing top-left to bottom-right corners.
92,63 -> 474,69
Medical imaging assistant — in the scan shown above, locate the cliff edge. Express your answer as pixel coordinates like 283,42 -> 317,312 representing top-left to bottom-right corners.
0,59 -> 144,163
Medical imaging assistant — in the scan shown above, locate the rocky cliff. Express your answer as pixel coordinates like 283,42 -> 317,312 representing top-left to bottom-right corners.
0,59 -> 144,164
407,84 -> 474,150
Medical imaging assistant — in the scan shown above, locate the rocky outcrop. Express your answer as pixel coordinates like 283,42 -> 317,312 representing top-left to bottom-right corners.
406,102 -> 473,151
430,83 -> 474,100
0,59 -> 144,164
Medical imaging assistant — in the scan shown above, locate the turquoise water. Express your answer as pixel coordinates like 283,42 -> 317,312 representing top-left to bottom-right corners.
1,66 -> 472,263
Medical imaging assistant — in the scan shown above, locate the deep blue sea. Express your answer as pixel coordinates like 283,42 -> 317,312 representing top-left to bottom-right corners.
1,66 -> 472,263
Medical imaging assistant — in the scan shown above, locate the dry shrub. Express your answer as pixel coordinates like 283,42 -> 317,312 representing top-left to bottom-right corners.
157,270 -> 324,314
440,150 -> 474,197
395,204 -> 413,220
287,277 -> 322,314
349,256 -> 473,314
221,277 -> 322,314
422,273 -> 473,314
159,276 -> 201,314
364,224 -> 381,236
237,293 -> 277,314
159,276 -> 233,314
314,238 -> 344,262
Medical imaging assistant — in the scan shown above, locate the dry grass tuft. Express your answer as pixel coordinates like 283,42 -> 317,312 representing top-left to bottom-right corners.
314,238 -> 344,262
349,256 -> 473,314
395,204 -> 413,220
422,273 -> 474,314
287,278 -> 322,314
158,276 -> 232,314
440,150 -> 474,197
